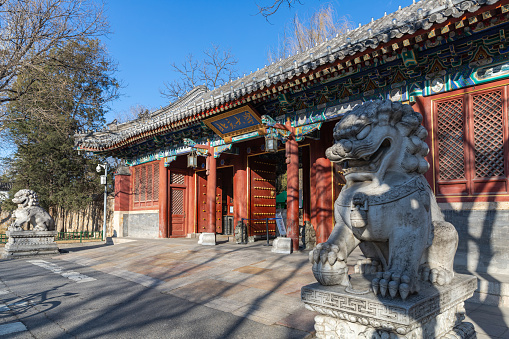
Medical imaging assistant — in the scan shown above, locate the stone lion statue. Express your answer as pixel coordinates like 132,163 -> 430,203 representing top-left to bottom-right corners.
9,189 -> 55,232
310,100 -> 458,300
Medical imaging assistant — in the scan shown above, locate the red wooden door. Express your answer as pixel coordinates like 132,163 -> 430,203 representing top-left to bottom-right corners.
170,187 -> 186,236
197,172 -> 208,233
216,177 -> 223,233
249,157 -> 276,237
168,171 -> 186,237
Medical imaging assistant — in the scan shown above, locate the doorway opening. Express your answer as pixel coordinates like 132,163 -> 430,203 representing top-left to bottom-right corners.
196,167 -> 234,235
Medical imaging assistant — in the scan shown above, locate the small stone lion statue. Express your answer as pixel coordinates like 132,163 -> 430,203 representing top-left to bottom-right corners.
9,189 -> 55,232
310,100 -> 458,300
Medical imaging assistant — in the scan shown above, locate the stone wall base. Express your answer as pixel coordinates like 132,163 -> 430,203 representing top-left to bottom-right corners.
2,230 -> 59,259
271,237 -> 292,254
198,232 -> 216,246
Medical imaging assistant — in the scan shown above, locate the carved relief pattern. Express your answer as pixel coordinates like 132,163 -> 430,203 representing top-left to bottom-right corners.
4,231 -> 59,257
473,90 -> 504,178
302,288 -> 407,323
436,98 -> 465,180
312,302 -> 474,339
302,276 -> 477,335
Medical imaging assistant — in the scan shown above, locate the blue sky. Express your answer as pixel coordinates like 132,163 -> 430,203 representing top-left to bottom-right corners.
103,0 -> 414,123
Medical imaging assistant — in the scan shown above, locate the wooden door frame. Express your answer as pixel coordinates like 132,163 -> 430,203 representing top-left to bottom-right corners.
168,169 -> 187,237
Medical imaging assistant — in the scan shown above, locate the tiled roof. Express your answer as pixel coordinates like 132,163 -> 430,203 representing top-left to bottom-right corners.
75,0 -> 502,152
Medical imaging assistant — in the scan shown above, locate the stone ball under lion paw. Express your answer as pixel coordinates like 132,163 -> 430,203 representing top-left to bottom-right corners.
312,260 -> 349,286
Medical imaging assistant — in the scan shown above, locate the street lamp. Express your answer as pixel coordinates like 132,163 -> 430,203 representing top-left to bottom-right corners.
96,163 -> 108,241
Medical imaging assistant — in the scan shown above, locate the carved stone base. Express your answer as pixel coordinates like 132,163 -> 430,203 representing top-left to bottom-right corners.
2,231 -> 59,259
303,221 -> 316,250
301,273 -> 477,338
198,232 -> 216,246
271,237 -> 292,254
234,221 -> 247,244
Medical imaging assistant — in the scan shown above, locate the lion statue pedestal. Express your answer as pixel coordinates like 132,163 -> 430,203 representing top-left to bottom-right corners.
2,189 -> 59,259
3,230 -> 59,258
301,101 -> 476,338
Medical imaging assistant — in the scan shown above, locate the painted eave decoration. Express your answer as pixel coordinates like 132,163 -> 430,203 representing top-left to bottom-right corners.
203,105 -> 262,140
74,0 -> 508,155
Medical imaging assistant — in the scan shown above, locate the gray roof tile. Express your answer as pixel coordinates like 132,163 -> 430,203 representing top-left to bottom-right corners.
76,0 -> 501,151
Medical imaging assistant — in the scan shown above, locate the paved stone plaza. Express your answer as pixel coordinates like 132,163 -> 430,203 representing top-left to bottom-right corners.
0,238 -> 507,338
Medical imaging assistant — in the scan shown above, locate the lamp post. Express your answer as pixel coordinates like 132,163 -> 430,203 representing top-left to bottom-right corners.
96,163 -> 108,241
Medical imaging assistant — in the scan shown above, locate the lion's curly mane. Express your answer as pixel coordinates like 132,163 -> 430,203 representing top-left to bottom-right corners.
333,100 -> 430,174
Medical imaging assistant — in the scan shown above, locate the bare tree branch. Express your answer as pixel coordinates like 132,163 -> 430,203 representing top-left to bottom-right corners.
0,0 -> 109,133
6,38 -> 119,136
160,44 -> 238,103
114,104 -> 151,124
268,4 -> 353,63
257,0 -> 302,19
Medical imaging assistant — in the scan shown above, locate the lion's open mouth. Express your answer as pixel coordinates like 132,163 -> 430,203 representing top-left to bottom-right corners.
340,139 -> 391,175
13,196 -> 27,205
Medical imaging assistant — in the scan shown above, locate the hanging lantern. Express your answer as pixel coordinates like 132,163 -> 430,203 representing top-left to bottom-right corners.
187,149 -> 198,168
265,132 -> 278,153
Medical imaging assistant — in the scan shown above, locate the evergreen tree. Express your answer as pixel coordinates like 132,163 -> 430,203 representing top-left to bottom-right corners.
2,38 -> 118,212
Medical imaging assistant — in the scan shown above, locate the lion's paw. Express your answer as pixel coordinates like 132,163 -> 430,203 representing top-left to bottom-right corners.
420,265 -> 454,286
309,242 -> 345,266
310,243 -> 349,286
354,259 -> 382,275
372,271 -> 412,300
8,225 -> 23,232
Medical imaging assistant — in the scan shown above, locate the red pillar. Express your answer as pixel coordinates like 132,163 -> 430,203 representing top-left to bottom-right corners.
286,130 -> 300,251
233,146 -> 247,225
186,168 -> 196,235
310,139 -> 334,244
309,142 -> 318,232
158,160 -> 168,238
315,156 -> 330,244
206,148 -> 217,234
302,146 -> 310,223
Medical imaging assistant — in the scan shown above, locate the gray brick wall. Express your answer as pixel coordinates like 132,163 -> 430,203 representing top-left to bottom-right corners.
122,213 -> 159,238
443,209 -> 509,275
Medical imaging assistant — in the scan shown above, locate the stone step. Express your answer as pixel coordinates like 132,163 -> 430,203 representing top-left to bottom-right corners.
456,269 -> 509,307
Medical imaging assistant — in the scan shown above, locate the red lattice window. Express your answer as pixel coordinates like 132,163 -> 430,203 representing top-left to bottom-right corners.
171,188 -> 184,215
436,99 -> 465,180
140,166 -> 146,202
432,86 -> 509,198
473,90 -> 504,178
171,172 -> 185,185
153,165 -> 159,200
134,169 -> 140,203
132,162 -> 160,208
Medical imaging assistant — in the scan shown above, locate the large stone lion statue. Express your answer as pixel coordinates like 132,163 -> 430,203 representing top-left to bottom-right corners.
310,100 -> 458,300
9,189 -> 55,232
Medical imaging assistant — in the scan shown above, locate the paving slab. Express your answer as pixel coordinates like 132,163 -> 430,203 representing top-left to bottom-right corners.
1,237 -> 509,338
